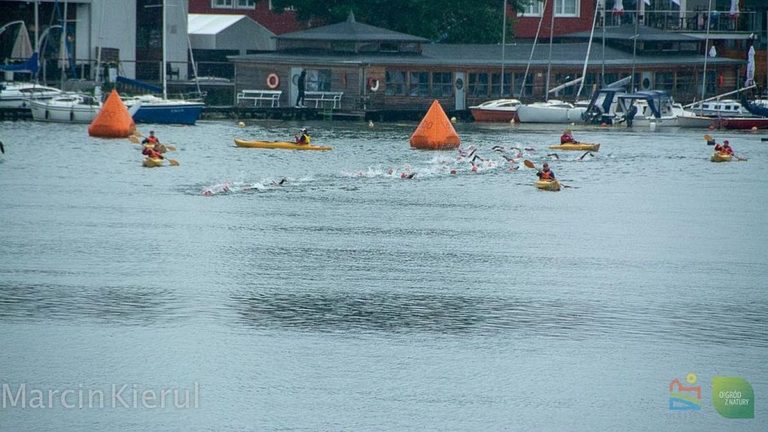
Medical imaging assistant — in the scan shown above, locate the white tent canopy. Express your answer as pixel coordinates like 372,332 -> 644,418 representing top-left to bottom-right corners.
188,14 -> 275,53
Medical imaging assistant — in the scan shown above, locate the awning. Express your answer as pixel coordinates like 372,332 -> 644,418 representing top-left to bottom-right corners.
188,14 -> 276,52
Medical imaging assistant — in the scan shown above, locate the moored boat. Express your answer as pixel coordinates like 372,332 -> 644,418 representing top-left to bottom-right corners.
548,143 -> 600,151
0,81 -> 62,108
469,99 -> 521,122
29,93 -> 101,123
123,94 -> 204,125
517,99 -> 586,124
535,179 -> 561,191
710,152 -> 733,162
234,138 -> 332,151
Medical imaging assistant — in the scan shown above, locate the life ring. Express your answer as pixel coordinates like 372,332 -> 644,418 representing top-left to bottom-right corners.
368,78 -> 380,92
266,73 -> 280,89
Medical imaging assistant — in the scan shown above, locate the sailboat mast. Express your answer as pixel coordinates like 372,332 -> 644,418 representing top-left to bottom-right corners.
630,4 -> 639,92
601,0 -> 606,86
60,0 -> 68,90
700,0 -> 713,104
576,0 -> 601,100
545,0 -> 556,97
520,0 -> 548,98
162,0 -> 167,100
501,0 -> 507,96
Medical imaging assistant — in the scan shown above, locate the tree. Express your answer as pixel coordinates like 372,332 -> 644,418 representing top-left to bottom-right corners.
269,0 -> 526,44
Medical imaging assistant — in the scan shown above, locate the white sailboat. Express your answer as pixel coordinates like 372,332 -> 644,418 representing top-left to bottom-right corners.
516,0 -> 598,123
123,0 -> 203,125
29,92 -> 100,123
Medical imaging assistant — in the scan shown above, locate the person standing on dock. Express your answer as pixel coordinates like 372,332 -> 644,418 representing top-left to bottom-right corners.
296,70 -> 307,108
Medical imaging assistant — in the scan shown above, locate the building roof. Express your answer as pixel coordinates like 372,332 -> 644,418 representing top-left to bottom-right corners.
188,14 -> 256,35
188,14 -> 275,51
229,42 -> 742,68
276,11 -> 428,43
564,24 -> 700,42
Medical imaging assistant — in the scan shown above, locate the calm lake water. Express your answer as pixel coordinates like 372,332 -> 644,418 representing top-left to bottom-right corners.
0,118 -> 766,431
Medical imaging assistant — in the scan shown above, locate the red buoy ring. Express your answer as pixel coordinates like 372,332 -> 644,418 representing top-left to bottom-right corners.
267,73 -> 280,89
368,78 -> 380,92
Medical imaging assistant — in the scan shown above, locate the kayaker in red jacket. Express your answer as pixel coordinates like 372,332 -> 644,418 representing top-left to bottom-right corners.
142,146 -> 164,159
721,140 -> 734,155
560,128 -> 577,144
537,162 -> 555,180
142,130 -> 159,145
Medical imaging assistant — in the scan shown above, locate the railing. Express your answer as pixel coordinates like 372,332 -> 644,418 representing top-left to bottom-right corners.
601,9 -> 761,34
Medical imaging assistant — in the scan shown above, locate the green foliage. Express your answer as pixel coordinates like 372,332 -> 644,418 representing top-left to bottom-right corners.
269,0 -> 525,43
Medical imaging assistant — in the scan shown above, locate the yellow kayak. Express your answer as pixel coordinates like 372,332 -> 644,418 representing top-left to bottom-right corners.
535,179 -> 561,191
234,138 -> 332,151
710,152 -> 733,162
142,157 -> 164,167
548,143 -> 600,151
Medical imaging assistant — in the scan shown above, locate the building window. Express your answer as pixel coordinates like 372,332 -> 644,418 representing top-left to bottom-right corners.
469,73 -> 489,97
523,1 -> 543,17
555,0 -> 578,17
491,73 -> 512,97
212,0 -> 256,9
385,71 -> 406,96
306,69 -> 332,91
431,72 -> 452,97
409,72 -> 429,96
514,74 -> 533,97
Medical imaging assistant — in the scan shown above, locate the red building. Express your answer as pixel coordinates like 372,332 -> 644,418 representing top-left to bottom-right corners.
187,0 -> 304,35
513,0 -> 597,39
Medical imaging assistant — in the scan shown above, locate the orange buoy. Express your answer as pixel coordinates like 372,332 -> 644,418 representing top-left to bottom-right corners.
88,89 -> 136,138
409,100 -> 460,150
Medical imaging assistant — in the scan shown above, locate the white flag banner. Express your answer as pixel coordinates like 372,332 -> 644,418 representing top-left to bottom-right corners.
671,0 -> 681,5
644,0 -> 651,5
746,45 -> 755,86
10,22 -> 33,60
613,0 -> 624,15
709,45 -> 717,58
729,0 -> 739,17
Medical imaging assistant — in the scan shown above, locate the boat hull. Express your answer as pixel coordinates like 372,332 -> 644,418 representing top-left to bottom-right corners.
548,143 -> 600,151
29,100 -> 100,123
470,108 -> 518,122
132,103 -> 204,125
517,105 -> 586,123
677,115 -> 721,128
535,179 -> 561,191
719,117 -> 768,129
142,157 -> 164,167
710,152 -> 733,162
234,139 -> 332,151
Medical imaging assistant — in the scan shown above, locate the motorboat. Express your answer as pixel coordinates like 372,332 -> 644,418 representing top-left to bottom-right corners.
583,89 -> 679,127
29,93 -> 101,123
0,81 -> 62,109
686,99 -> 753,117
469,99 -> 522,122
616,92 -> 680,127
516,99 -> 587,124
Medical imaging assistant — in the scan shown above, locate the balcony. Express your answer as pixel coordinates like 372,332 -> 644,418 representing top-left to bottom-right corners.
601,9 -> 761,35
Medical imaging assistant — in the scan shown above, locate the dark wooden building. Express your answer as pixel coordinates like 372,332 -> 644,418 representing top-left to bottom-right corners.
228,13 -> 745,114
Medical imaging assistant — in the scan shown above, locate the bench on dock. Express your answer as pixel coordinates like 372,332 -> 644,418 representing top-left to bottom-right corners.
303,91 -> 343,109
237,89 -> 282,107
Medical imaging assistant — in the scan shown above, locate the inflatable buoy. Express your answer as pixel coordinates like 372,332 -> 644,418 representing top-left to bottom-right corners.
238,121 -> 245,128
368,78 -> 380,92
267,73 -> 280,89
